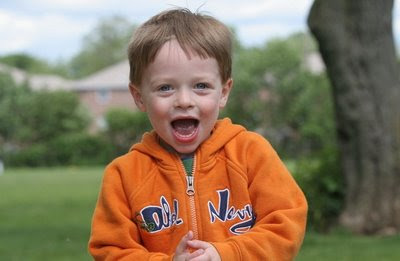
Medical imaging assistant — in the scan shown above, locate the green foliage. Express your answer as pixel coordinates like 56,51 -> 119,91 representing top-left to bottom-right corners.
0,73 -> 29,143
104,108 -> 151,156
291,147 -> 344,232
0,53 -> 69,77
227,33 -> 336,157
0,73 -> 89,146
49,132 -> 112,166
69,16 -> 136,78
5,144 -> 49,167
223,47 -> 266,129
5,132 -> 112,167
0,53 -> 47,72
272,71 -> 335,157
15,90 -> 89,143
226,36 -> 301,129
0,74 -> 111,166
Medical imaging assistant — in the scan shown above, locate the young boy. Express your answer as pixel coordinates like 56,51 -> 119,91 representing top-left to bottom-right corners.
88,8 -> 307,261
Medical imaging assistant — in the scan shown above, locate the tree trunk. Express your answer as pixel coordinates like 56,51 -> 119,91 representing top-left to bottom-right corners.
308,0 -> 400,234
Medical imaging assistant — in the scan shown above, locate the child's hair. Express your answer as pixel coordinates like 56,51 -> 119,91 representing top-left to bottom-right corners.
127,8 -> 233,85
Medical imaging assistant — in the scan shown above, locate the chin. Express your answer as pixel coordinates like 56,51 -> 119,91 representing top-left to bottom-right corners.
174,145 -> 198,155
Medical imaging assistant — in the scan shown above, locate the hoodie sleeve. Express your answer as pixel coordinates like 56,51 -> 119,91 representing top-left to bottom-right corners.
212,132 -> 308,261
88,162 -> 172,261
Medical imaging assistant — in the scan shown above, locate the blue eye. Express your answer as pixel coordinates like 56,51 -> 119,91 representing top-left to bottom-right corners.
195,83 -> 208,89
159,85 -> 172,92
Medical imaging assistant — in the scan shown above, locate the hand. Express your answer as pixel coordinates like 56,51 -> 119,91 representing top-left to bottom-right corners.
173,231 -> 221,261
186,240 -> 221,261
174,231 -> 202,261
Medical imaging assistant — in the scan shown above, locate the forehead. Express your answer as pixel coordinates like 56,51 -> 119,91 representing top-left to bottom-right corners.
154,40 -> 207,65
143,40 -> 220,80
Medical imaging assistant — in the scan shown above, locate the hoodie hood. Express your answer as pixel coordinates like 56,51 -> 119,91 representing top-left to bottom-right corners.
131,118 -> 245,165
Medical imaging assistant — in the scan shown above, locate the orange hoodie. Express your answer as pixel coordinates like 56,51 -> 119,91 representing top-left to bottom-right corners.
89,118 -> 307,260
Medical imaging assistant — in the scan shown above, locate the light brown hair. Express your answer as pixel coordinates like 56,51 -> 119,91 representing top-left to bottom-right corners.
127,8 -> 232,85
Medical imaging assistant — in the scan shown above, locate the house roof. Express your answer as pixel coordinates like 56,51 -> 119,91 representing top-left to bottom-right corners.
1,60 -> 131,92
0,63 -> 72,91
72,60 -> 130,91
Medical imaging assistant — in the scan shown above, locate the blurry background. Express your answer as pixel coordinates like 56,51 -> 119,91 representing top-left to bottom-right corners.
1,0 -> 400,260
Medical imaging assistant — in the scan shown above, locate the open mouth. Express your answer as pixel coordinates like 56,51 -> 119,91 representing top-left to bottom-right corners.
171,119 -> 199,140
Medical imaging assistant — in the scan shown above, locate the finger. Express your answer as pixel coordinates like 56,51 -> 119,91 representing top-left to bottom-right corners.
188,254 -> 208,261
186,230 -> 194,240
175,231 -> 194,254
187,249 -> 204,259
187,239 -> 210,250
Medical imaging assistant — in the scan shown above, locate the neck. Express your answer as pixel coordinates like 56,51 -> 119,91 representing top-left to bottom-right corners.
158,137 -> 194,159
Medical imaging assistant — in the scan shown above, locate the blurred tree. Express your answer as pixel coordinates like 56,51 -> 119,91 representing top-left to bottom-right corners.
69,15 -> 136,78
0,75 -> 94,166
0,73 -> 29,148
16,90 -> 89,144
308,0 -> 400,234
104,108 -> 151,156
0,53 -> 48,72
0,53 -> 69,77
224,46 -> 264,129
226,33 -> 336,157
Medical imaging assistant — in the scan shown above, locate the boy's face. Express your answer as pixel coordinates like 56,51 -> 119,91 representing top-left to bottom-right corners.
130,40 -> 232,155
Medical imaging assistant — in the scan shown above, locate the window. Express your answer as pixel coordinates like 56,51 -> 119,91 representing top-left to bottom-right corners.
96,89 -> 110,104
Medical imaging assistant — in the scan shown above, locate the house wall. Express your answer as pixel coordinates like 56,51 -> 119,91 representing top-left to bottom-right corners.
78,89 -> 137,132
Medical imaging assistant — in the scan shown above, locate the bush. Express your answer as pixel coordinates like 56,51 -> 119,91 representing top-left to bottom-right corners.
4,133 -> 113,167
4,144 -> 49,167
0,73 -> 109,166
292,146 -> 344,232
104,108 -> 151,156
50,132 -> 113,165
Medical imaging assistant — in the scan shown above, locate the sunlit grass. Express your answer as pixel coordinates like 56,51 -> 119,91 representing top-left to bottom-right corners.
0,167 -> 103,260
297,228 -> 400,260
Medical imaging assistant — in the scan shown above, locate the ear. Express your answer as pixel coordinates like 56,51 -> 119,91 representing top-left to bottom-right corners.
129,83 -> 146,112
219,78 -> 233,109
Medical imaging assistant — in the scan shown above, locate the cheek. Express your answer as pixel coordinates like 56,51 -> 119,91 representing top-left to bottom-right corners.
146,98 -> 168,115
147,106 -> 166,121
200,99 -> 222,116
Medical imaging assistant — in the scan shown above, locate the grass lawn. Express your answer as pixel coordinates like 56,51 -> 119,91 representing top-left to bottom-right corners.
0,167 -> 103,260
297,230 -> 400,261
1,167 -> 399,260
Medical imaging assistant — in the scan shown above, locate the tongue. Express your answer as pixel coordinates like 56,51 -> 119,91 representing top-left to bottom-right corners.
172,119 -> 197,136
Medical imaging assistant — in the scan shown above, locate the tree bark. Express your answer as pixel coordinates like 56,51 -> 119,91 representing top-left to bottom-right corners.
308,0 -> 400,234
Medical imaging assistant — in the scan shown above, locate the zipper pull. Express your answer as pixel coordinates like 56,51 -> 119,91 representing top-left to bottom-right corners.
186,175 -> 195,196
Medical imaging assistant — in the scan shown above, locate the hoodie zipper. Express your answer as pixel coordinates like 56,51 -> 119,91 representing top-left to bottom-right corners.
180,155 -> 199,239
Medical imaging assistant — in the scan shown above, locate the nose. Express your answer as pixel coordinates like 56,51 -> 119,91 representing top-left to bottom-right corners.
174,88 -> 194,109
